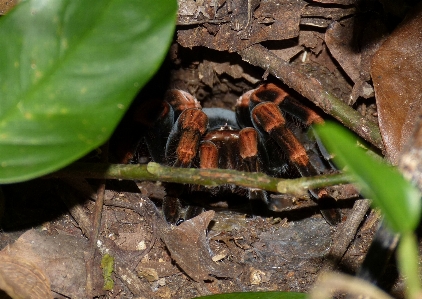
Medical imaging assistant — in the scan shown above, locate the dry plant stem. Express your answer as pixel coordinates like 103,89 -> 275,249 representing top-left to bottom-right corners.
86,144 -> 108,295
114,265 -> 150,296
276,172 -> 352,195
310,272 -> 394,299
177,19 -> 229,25
52,162 -> 353,197
322,199 -> 371,271
239,44 -> 384,150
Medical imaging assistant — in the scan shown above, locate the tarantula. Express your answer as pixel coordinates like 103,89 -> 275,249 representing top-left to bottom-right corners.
141,83 -> 341,225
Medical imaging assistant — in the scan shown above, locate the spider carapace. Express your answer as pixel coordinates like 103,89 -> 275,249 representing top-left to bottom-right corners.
140,83 -> 341,225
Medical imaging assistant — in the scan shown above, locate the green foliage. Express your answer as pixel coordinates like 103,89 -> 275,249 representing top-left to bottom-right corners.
195,291 -> 306,299
398,233 -> 421,298
316,121 -> 422,298
0,0 -> 177,183
315,121 -> 421,233
101,253 -> 115,291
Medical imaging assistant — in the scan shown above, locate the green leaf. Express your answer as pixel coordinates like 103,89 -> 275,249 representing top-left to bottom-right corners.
0,0 -> 177,183
194,291 -> 306,299
315,122 -> 421,233
398,233 -> 422,298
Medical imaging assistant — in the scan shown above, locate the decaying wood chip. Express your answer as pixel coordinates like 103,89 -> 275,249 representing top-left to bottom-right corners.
0,254 -> 52,299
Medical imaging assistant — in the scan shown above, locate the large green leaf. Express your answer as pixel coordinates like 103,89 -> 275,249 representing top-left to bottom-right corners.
194,291 -> 306,299
0,0 -> 177,183
315,122 -> 421,233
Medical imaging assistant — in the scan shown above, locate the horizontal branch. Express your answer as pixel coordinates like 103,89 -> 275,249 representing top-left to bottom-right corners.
50,162 -> 353,196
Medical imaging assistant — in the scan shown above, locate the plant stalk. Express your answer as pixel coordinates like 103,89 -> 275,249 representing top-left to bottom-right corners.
50,162 -> 353,196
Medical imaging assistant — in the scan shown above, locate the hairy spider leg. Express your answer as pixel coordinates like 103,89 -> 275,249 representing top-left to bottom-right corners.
198,109 -> 269,212
166,108 -> 209,168
160,107 -> 209,223
165,89 -> 201,119
200,108 -> 246,173
143,101 -> 174,164
142,89 -> 201,164
143,90 -> 206,223
252,102 -> 317,176
199,140 -> 219,169
251,102 -> 341,224
249,83 -> 324,125
239,84 -> 341,225
200,108 -> 264,173
238,127 -> 271,207
235,89 -> 256,128
248,83 -> 334,164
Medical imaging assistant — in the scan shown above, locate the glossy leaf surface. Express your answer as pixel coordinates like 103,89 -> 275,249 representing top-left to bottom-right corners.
315,122 -> 421,233
0,0 -> 177,183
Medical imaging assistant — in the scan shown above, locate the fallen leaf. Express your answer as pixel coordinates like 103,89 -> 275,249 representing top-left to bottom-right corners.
371,3 -> 422,164
160,210 -> 241,281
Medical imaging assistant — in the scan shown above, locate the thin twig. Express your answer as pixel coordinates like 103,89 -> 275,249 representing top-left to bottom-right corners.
322,198 -> 372,271
86,143 -> 108,295
177,18 -> 230,25
238,44 -> 384,150
50,162 -> 353,197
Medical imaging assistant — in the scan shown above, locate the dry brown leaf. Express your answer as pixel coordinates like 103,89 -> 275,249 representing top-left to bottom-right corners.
161,210 -> 241,281
371,3 -> 422,164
